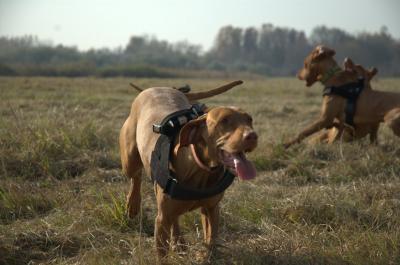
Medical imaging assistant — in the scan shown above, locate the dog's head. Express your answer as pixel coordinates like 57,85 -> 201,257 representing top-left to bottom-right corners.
343,57 -> 378,82
175,107 -> 258,180
297,45 -> 336,86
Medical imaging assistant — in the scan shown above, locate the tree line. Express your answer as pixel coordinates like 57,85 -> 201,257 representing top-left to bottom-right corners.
1,24 -> 399,77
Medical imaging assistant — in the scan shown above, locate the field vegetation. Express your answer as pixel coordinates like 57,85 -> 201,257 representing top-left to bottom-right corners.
0,77 -> 399,264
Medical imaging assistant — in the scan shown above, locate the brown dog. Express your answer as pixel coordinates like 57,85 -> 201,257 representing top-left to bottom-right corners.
310,57 -> 380,144
285,45 -> 400,147
119,81 -> 258,263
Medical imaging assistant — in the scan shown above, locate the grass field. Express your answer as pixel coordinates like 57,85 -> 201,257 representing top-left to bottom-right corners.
1,76 -> 400,265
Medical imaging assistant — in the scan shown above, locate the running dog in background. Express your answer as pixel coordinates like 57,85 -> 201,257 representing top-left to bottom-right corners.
285,45 -> 400,148
310,57 -> 380,144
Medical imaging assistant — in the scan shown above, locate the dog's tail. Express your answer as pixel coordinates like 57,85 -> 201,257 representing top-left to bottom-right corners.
186,80 -> 243,100
129,80 -> 243,99
130,83 -> 144,92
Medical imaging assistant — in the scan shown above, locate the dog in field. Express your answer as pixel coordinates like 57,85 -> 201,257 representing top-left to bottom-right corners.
285,45 -> 400,148
310,57 -> 380,144
119,81 -> 258,263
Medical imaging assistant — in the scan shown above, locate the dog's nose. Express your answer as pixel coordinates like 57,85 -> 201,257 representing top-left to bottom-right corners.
244,131 -> 258,142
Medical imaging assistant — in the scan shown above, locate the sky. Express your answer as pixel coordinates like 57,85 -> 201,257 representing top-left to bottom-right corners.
0,0 -> 399,51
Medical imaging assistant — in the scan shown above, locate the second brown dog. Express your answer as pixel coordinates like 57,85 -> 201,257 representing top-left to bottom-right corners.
285,45 -> 400,147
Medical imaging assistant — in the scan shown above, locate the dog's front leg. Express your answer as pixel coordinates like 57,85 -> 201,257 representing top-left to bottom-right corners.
284,117 -> 333,148
285,97 -> 340,148
155,213 -> 172,264
201,205 -> 219,249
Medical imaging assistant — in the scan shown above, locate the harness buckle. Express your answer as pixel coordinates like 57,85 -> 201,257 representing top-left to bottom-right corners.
152,124 -> 162,133
192,107 -> 199,117
164,177 -> 178,196
192,104 -> 205,116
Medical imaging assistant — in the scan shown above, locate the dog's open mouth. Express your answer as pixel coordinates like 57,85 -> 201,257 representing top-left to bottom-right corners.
219,150 -> 256,180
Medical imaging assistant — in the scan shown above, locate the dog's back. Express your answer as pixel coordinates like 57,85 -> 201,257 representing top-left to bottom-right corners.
130,87 -> 191,173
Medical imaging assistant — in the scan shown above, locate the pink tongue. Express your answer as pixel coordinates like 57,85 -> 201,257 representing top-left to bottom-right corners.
233,154 -> 256,180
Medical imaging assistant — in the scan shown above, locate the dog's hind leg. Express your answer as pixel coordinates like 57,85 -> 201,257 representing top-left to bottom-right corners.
384,108 -> 400,137
369,124 -> 380,144
120,118 -> 143,219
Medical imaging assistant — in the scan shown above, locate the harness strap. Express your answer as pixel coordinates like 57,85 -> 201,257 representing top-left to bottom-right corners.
150,105 -> 236,200
152,104 -> 205,136
323,78 -> 364,126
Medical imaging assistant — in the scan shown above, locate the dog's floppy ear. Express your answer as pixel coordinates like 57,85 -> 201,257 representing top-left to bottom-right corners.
313,45 -> 336,61
174,115 -> 207,155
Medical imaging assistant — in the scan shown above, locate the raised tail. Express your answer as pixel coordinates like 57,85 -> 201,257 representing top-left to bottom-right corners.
129,80 -> 243,99
129,83 -> 144,92
185,80 -> 243,101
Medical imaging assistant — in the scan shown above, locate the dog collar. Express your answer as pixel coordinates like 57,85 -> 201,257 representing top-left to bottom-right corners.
320,66 -> 342,84
190,144 -> 220,173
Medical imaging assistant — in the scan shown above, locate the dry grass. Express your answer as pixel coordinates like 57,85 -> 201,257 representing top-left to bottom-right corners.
0,76 -> 399,265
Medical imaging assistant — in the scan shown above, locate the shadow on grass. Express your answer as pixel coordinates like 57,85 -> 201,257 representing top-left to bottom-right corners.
209,246 -> 351,265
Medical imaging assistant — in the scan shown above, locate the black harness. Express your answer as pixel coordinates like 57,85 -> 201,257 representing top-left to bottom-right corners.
150,104 -> 236,200
323,78 -> 364,126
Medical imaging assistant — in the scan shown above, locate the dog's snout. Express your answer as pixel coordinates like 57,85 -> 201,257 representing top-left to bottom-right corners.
244,131 -> 258,142
297,69 -> 305,80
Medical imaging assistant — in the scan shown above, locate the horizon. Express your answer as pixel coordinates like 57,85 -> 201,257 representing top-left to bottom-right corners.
1,0 -> 399,51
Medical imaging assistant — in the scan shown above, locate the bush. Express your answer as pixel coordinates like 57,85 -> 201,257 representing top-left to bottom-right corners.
0,64 -> 18,76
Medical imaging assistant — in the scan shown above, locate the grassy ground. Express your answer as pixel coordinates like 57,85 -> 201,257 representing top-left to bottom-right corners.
0,76 -> 399,265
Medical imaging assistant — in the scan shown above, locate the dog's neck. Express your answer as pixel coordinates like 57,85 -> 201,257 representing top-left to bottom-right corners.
189,141 -> 220,172
318,60 -> 342,85
317,58 -> 368,87
170,140 -> 224,189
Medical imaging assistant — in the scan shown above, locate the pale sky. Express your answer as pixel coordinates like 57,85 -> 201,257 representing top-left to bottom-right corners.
0,0 -> 399,51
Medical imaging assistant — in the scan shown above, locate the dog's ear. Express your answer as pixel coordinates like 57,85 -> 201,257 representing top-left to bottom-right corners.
343,57 -> 355,71
344,57 -> 378,80
174,115 -> 207,155
313,45 -> 336,61
368,67 -> 378,79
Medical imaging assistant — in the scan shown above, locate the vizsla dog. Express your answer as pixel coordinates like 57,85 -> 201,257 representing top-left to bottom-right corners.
285,45 -> 400,147
119,81 -> 258,263
310,57 -> 380,144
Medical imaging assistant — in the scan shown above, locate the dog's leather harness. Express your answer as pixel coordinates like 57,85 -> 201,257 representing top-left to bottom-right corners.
150,104 -> 235,200
323,78 -> 364,126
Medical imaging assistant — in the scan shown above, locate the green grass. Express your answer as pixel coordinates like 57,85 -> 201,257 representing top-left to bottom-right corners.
0,76 -> 399,264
